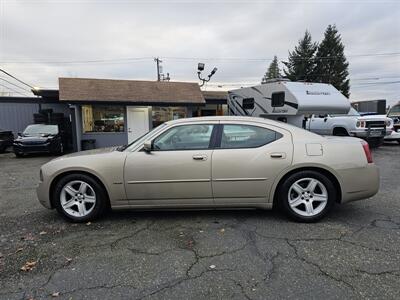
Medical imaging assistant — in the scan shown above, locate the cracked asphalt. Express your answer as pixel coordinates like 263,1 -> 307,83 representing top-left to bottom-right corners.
0,144 -> 399,300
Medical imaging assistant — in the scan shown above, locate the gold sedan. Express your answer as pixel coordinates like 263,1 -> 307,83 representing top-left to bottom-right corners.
37,116 -> 379,222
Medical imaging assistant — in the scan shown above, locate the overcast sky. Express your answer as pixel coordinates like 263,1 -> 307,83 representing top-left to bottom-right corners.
0,0 -> 399,105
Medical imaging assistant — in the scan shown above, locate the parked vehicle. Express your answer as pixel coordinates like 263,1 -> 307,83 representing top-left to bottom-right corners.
13,124 -> 65,157
306,108 -> 391,147
228,79 -> 350,128
37,116 -> 379,223
0,129 -> 14,153
384,117 -> 400,144
387,101 -> 400,133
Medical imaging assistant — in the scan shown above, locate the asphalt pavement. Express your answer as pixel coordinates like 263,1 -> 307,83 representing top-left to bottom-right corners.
0,144 -> 399,300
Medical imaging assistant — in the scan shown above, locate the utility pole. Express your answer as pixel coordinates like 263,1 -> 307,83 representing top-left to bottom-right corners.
154,57 -> 161,81
154,57 -> 171,81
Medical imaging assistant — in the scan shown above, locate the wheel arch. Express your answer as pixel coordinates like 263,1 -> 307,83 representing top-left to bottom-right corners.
332,126 -> 349,136
49,170 -> 111,209
271,166 -> 343,207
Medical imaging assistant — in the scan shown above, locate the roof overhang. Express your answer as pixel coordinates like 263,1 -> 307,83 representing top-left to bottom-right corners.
58,78 -> 206,105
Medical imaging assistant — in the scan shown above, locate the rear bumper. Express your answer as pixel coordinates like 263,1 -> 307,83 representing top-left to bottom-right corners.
338,164 -> 380,203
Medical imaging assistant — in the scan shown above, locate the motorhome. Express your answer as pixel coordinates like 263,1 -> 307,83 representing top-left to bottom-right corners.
227,79 -> 350,128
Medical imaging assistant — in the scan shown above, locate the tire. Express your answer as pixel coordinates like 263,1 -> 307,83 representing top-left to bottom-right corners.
278,170 -> 336,222
33,113 -> 48,124
0,145 -> 5,153
53,173 -> 108,222
14,152 -> 24,158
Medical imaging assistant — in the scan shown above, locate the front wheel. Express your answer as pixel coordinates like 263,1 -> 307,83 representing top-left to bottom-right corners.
53,174 -> 108,222
278,171 -> 336,222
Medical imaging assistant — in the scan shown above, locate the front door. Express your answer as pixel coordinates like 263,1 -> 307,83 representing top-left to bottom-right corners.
127,107 -> 150,143
124,123 -> 217,207
211,123 -> 293,205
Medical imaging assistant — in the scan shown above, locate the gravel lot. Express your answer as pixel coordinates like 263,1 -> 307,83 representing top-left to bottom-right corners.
0,145 -> 399,300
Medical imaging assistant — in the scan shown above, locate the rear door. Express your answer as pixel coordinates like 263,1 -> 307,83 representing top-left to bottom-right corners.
211,122 -> 293,206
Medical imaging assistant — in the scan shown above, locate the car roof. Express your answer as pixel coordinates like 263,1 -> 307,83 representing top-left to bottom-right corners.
165,116 -> 319,138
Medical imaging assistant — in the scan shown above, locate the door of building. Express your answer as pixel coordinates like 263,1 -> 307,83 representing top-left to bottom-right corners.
127,107 -> 150,143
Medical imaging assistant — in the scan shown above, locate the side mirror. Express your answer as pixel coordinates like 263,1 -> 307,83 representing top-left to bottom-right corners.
324,117 -> 328,122
143,140 -> 152,153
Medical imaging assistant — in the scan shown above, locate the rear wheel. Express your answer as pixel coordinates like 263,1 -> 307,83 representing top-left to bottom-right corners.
53,174 -> 108,222
278,170 -> 336,222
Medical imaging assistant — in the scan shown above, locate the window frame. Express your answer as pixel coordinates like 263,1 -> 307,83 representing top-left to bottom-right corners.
81,105 -> 126,134
271,92 -> 285,107
150,123 -> 218,152
214,124 -> 283,150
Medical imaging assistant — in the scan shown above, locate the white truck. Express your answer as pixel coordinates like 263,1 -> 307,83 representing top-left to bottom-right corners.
227,80 -> 390,146
305,107 -> 391,146
385,102 -> 400,144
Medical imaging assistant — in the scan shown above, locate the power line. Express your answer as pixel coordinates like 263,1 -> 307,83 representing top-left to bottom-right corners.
0,83 -> 31,97
0,77 -> 32,92
2,51 -> 400,65
0,68 -> 34,89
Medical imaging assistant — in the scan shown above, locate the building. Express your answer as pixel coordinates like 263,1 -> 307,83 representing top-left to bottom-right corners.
1,77 -> 227,152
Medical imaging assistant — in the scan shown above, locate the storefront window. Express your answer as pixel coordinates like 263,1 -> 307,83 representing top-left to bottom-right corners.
82,105 -> 125,133
152,107 -> 187,128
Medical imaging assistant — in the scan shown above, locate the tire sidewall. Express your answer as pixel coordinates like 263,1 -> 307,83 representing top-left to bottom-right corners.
53,173 -> 107,222
279,170 -> 336,222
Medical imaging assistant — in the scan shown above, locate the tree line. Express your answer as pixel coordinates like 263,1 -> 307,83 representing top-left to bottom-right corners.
261,25 -> 350,97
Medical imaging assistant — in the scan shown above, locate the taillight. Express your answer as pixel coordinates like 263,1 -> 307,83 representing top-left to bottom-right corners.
361,141 -> 373,163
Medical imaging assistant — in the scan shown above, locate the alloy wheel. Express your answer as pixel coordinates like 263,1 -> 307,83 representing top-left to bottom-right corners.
287,177 -> 328,217
60,180 -> 96,217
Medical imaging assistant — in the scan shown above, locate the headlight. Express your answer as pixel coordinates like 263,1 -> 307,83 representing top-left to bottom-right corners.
356,121 -> 365,128
385,120 -> 391,127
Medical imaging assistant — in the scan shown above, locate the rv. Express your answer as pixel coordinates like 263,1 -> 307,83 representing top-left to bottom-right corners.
227,79 -> 350,128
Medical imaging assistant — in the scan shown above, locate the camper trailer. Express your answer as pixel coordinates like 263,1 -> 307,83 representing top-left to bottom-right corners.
228,80 -> 351,128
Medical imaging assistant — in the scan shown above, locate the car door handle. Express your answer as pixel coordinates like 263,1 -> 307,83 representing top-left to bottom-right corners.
270,153 -> 286,159
193,154 -> 207,161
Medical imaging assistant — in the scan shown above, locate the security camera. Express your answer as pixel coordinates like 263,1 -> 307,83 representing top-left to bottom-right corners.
197,63 -> 205,72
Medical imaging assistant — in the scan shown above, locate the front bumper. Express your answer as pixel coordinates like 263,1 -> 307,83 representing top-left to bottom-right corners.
13,143 -> 53,154
350,128 -> 386,139
37,177 -> 52,209
384,130 -> 400,141
338,164 -> 380,203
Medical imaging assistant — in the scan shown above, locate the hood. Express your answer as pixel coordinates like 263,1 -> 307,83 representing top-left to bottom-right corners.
15,135 -> 54,143
55,146 -> 118,159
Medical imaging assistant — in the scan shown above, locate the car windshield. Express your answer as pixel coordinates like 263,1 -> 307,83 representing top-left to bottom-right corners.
23,124 -> 59,136
118,123 -> 168,151
388,105 -> 400,115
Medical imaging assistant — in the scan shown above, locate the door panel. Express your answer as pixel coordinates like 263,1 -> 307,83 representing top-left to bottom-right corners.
124,150 -> 213,206
212,125 -> 293,204
127,107 -> 149,143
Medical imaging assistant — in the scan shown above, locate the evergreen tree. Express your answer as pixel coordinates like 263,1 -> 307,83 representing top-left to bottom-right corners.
314,25 -> 350,97
283,30 -> 317,81
261,55 -> 281,83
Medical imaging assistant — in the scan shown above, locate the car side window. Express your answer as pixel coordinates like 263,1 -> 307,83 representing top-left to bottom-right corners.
153,124 -> 214,151
219,124 -> 282,149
